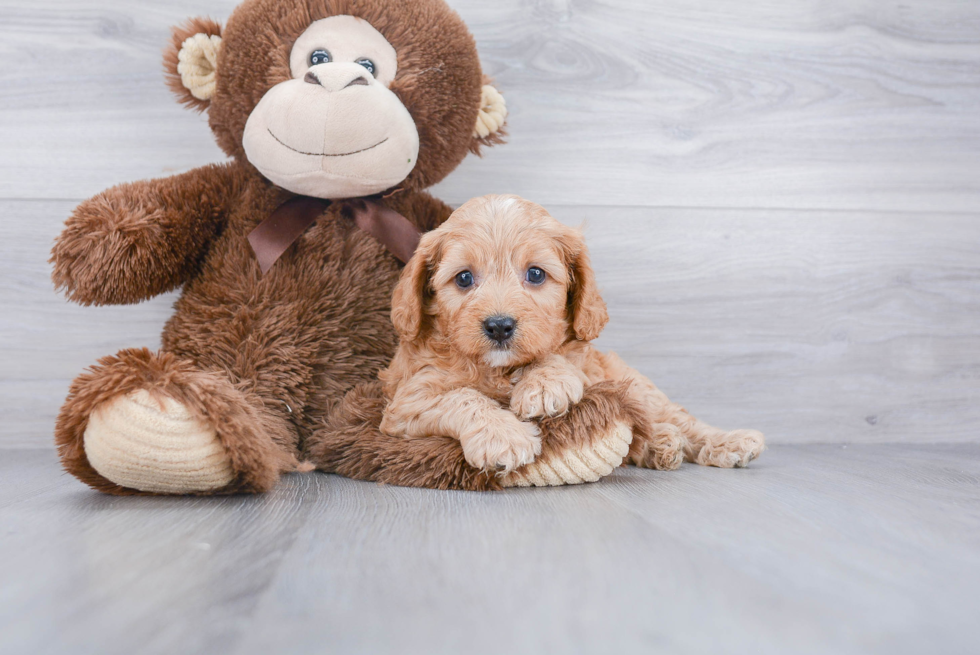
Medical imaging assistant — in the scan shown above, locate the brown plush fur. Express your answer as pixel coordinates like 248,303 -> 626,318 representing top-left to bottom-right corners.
55,348 -> 295,495
378,196 -> 766,473
51,0 -> 634,494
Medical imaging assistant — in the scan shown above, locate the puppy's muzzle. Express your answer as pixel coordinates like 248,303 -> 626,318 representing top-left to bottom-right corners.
483,315 -> 516,345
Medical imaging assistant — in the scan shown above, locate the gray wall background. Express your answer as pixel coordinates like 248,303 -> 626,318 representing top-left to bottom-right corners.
2,0 -> 978,448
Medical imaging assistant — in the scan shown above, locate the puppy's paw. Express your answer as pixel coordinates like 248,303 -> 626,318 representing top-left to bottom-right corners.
697,429 -> 766,468
629,423 -> 685,471
462,413 -> 542,475
511,370 -> 584,420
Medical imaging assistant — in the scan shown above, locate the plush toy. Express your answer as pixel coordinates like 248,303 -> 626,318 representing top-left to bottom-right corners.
51,0 -> 637,495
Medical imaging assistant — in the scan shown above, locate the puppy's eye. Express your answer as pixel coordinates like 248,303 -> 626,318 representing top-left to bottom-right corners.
455,271 -> 474,289
526,267 -> 546,285
310,49 -> 332,66
356,58 -> 377,77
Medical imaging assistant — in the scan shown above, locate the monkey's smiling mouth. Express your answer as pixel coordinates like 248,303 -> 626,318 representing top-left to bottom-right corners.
268,129 -> 389,157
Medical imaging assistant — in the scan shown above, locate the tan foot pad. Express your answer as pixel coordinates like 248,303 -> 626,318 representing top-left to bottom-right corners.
502,421 -> 632,487
84,390 -> 235,494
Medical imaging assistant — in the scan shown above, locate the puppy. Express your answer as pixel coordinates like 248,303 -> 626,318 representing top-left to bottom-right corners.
380,195 -> 765,474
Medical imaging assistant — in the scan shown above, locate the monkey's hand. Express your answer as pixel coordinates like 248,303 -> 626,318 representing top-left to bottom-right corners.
51,163 -> 239,306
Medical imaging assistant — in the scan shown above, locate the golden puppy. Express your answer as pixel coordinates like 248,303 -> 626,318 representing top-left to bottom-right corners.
380,195 -> 765,474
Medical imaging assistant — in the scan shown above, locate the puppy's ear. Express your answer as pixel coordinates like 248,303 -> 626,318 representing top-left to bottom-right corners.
562,228 -> 609,342
391,233 -> 438,342
164,17 -> 224,112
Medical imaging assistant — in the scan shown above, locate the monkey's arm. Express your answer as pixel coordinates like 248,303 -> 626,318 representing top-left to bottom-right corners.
51,163 -> 243,306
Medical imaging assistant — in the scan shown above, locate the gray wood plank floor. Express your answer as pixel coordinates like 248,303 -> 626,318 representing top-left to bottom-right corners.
2,1 -> 979,652
2,445 -> 978,655
2,0 -> 979,211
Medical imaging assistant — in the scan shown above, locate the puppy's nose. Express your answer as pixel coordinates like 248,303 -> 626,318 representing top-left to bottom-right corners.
483,316 -> 517,344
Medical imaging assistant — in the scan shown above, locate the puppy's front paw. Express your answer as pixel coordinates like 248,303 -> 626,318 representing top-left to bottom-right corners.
511,370 -> 584,420
462,413 -> 542,474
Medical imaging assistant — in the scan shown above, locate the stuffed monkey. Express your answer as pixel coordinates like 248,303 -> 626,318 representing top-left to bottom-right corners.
52,0 -> 636,495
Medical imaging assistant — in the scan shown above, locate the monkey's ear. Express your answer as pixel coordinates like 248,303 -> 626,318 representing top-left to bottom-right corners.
561,227 -> 609,342
164,17 -> 224,112
390,233 -> 441,343
470,79 -> 508,154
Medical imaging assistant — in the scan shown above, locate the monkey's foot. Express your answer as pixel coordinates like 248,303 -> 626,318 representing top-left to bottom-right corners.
84,389 -> 235,494
57,348 -> 290,495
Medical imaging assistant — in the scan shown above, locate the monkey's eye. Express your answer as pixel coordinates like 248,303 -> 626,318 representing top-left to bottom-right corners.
309,49 -> 332,66
526,267 -> 546,285
455,271 -> 474,289
355,58 -> 377,77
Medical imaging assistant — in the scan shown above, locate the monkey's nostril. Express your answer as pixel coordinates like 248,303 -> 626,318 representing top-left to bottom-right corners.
304,71 -> 369,91
483,316 -> 517,344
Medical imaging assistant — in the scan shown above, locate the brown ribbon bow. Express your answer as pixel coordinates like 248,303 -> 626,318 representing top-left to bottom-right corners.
247,196 -> 422,274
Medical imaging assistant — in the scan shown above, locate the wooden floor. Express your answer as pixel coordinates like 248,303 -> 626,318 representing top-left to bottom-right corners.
2,0 -> 979,652
2,445 -> 979,655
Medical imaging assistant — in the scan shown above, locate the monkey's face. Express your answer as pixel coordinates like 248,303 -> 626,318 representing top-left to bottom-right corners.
166,0 -> 507,196
242,16 -> 419,199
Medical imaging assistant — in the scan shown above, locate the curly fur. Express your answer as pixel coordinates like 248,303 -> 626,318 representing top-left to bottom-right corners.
378,195 -> 766,474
